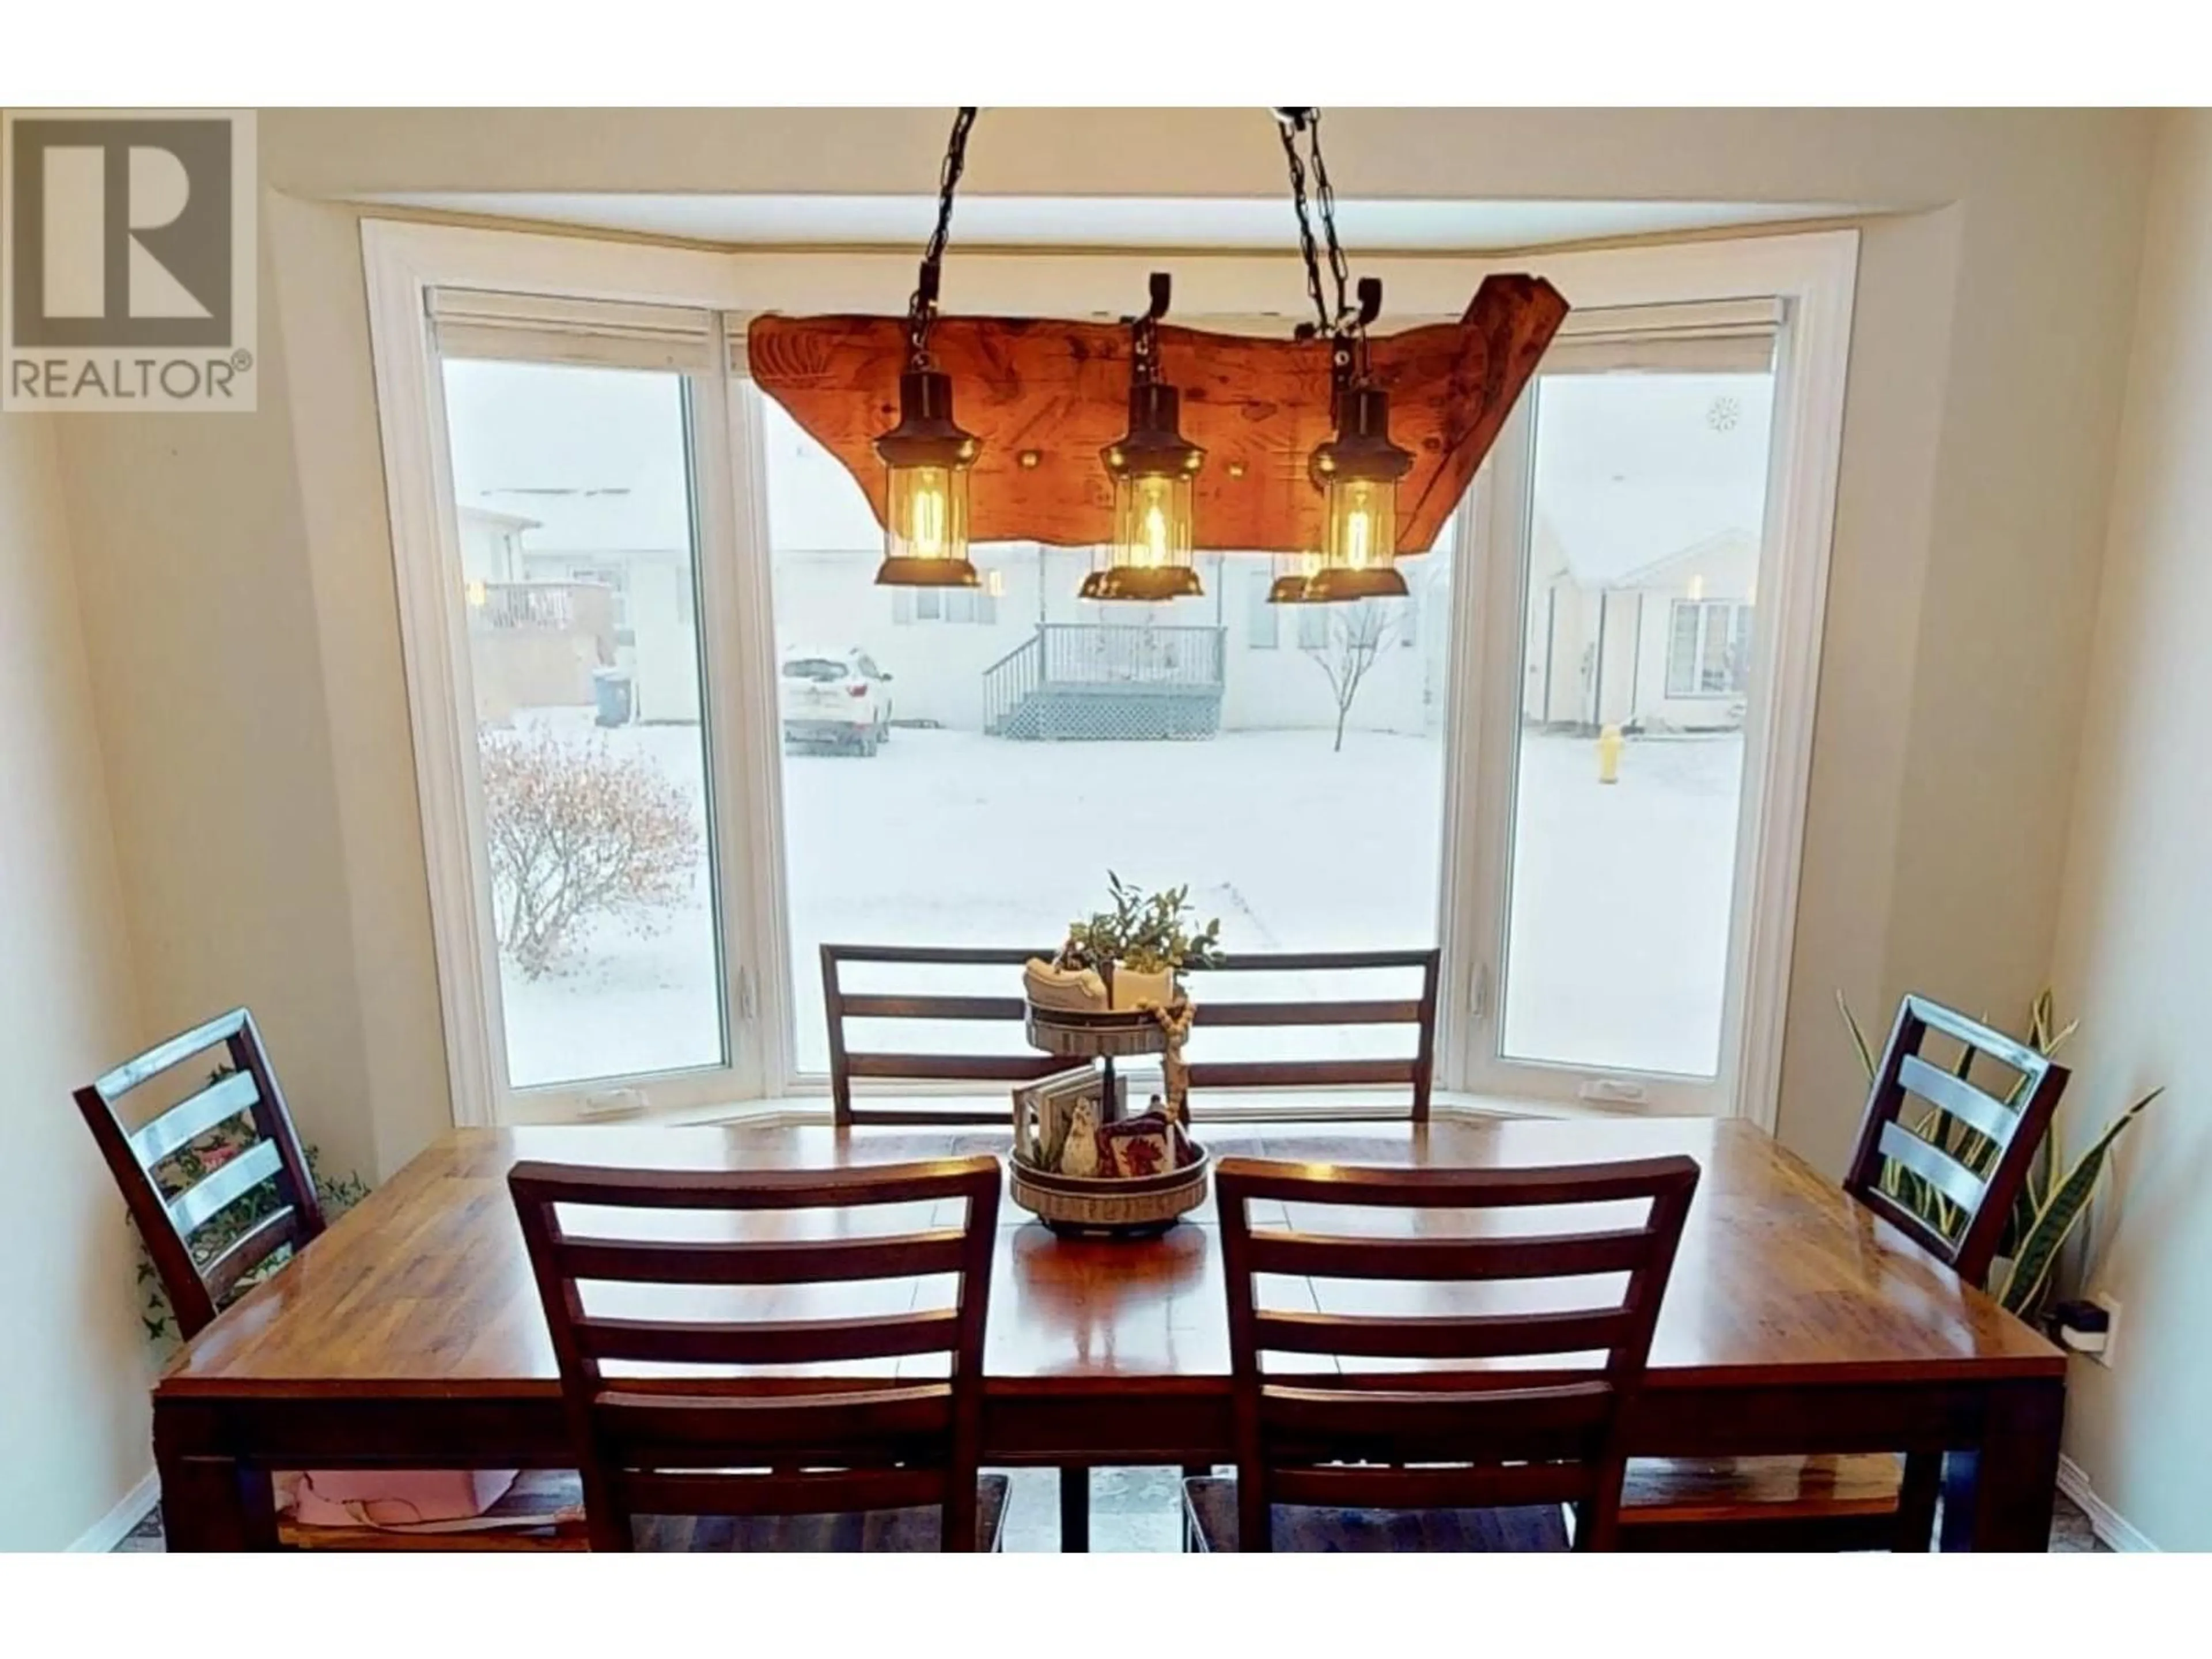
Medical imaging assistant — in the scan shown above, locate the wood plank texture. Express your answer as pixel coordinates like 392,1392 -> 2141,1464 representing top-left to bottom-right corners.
747,275 -> 1570,556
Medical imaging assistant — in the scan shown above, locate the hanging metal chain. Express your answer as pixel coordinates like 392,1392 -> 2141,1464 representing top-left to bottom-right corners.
1275,107 -> 1368,385
1304,109 -> 1355,338
907,105 -> 979,367
1274,108 -> 1334,339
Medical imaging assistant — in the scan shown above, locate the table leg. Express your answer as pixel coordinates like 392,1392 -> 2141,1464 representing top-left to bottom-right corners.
154,1402 -> 278,1551
1941,1379 -> 2065,1552
1059,1465 -> 1090,1552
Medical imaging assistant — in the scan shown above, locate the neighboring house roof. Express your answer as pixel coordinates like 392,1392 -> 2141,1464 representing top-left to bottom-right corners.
465,486 -> 688,555
456,503 -> 540,534
1609,526 -> 1759,589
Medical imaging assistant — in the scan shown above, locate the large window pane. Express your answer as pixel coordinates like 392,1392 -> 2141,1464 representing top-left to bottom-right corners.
1499,370 -> 1775,1078
759,393 -> 1455,1077
441,360 -> 724,1089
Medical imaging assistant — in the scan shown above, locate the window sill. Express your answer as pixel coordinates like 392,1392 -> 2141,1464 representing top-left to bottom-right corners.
539,1085 -> 1710,1133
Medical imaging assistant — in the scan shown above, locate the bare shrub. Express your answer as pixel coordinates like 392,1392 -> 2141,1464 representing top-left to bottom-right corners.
479,724 -> 702,978
1301,600 -> 1402,752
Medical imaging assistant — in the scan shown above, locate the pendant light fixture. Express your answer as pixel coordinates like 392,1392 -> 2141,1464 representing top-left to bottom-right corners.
874,107 -> 983,590
1306,298 -> 1413,602
1082,272 -> 1206,603
1270,108 -> 1412,604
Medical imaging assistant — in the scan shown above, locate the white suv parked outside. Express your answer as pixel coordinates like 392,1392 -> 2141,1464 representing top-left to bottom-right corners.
779,646 -> 894,756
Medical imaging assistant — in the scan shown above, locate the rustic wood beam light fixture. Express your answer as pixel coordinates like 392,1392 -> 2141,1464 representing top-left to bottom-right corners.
748,108 -> 1569,596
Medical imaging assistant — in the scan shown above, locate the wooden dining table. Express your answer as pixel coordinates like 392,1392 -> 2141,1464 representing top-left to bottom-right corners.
151,1114 -> 2067,1551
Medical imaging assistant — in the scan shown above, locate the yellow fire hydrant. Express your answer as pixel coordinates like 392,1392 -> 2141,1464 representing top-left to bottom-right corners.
1597,723 -> 1624,785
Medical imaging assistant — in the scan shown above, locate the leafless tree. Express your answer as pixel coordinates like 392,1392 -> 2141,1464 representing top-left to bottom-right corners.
478,724 -> 702,978
1300,599 -> 1402,752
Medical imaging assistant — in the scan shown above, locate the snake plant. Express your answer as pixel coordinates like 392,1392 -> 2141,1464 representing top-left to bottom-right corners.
1836,988 -> 2160,1319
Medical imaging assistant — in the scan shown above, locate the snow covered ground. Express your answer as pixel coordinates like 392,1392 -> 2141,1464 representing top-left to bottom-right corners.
493,718 -> 1744,1090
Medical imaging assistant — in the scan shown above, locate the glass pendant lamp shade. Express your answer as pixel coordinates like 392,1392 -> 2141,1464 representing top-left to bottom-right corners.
1084,382 -> 1204,602
1306,385 -> 1413,601
874,366 -> 981,588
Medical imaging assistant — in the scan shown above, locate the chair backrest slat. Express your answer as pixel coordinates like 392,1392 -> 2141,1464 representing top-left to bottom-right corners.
129,1070 -> 260,1166
1272,1460 -> 1596,1513
165,1138 -> 285,1237
595,1384 -> 954,1456
1196,998 -> 1425,1028
74,1009 -> 324,1342
509,1155 -> 1000,1552
842,1053 -> 1068,1085
199,1206 -> 305,1305
1250,1305 -> 1639,1361
554,1230 -> 969,1286
1896,1054 -> 2019,1144
1247,1226 -> 1656,1282
1214,1153 -> 1699,1552
821,943 -> 1441,1124
1873,1120 -> 1987,1215
620,1466 -> 949,1521
1256,1380 -> 1615,1462
91,1009 -> 250,1099
1842,994 -> 2070,1282
570,1308 -> 962,1368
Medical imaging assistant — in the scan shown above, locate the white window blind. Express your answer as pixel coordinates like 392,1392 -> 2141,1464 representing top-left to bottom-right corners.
1540,298 -> 1782,375
428,289 -> 719,374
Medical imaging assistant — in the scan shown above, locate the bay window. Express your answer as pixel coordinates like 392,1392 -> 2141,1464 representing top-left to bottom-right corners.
366,222 -> 1853,1127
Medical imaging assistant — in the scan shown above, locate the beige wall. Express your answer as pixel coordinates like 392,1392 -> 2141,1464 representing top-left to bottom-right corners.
0,416 -> 152,1550
47,111 -> 2156,1200
56,258 -> 381,1185
2047,109 -> 2212,1552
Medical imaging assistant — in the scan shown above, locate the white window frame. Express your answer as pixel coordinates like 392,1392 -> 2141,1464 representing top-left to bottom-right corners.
1440,233 -> 1857,1127
1666,599 -> 1753,699
365,219 -> 1853,1131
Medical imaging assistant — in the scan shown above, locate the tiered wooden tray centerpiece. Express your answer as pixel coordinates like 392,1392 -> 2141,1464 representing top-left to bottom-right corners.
1009,876 -> 1217,1239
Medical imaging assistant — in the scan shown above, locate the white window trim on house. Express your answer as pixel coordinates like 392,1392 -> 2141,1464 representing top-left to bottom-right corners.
364,219 -> 1855,1132
1666,599 -> 1754,699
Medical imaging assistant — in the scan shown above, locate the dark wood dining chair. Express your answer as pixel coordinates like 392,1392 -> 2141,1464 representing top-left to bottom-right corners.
821,944 -> 1070,1126
1191,1153 -> 1700,1551
821,942 -> 1441,1125
77,1009 -> 584,1550
508,1155 -> 1007,1552
75,1008 -> 325,1343
821,940 -> 1442,1546
1619,994 -> 2070,1550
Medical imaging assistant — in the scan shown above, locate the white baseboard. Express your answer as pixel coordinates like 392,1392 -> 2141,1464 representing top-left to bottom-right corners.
2058,1454 -> 2158,1552
69,1467 -> 158,1554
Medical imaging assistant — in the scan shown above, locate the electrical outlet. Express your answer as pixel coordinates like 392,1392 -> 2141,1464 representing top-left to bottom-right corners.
2090,1291 -> 2123,1368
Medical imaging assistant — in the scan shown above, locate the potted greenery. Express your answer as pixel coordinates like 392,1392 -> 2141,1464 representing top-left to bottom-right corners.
1022,873 -> 1224,1016
1046,871 -> 1224,1012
